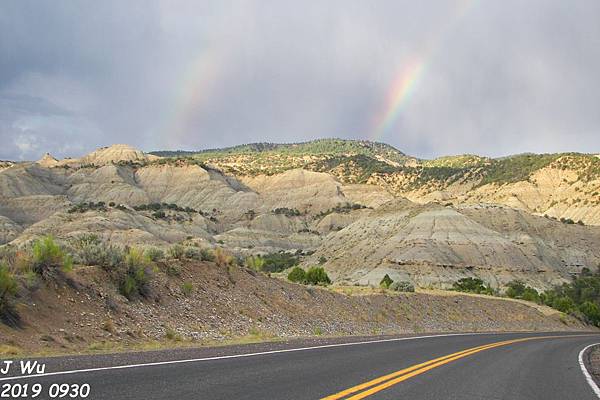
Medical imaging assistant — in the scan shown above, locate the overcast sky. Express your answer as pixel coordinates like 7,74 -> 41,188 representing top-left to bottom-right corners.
1,0 -> 599,161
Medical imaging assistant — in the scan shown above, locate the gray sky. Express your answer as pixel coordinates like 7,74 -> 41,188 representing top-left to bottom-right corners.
1,0 -> 599,161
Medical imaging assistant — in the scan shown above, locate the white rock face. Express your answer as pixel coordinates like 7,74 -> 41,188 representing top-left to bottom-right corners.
77,144 -> 159,165
36,153 -> 59,167
0,195 -> 71,226
135,165 -> 259,221
307,201 -> 600,290
67,165 -> 151,205
0,163 -> 67,198
340,184 -> 395,208
242,169 -> 348,213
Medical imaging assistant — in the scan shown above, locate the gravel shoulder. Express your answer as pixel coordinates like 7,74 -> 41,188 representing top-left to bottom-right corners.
587,345 -> 600,386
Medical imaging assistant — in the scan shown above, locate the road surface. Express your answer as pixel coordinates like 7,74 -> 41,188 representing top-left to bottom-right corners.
1,332 -> 598,399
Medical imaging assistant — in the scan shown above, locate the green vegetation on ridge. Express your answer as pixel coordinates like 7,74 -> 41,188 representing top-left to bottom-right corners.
152,139 -> 408,162
478,154 -> 561,186
149,139 -> 599,192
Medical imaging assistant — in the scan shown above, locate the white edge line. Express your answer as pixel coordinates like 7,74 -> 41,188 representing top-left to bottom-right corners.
0,332 -> 496,381
579,343 -> 600,399
0,332 -> 593,382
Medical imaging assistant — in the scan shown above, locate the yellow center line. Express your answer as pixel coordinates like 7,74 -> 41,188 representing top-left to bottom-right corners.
321,335 -> 568,400
320,340 -> 513,400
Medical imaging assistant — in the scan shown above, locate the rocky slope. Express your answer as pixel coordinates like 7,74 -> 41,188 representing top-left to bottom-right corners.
0,259 -> 587,355
1,142 -> 599,290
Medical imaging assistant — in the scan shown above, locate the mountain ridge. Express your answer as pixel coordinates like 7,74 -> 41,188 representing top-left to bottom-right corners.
1,141 -> 599,291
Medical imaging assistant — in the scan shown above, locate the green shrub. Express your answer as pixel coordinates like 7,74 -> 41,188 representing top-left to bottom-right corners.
163,263 -> 181,277
23,271 -> 39,290
380,274 -> 393,289
552,296 -> 576,313
505,280 -> 526,298
119,248 -> 152,300
272,207 -> 301,217
67,202 -> 108,213
521,287 -> 541,303
167,244 -> 185,260
200,248 -> 215,262
119,276 -> 138,300
314,202 -> 369,219
0,264 -> 19,325
305,266 -> 331,286
505,280 -> 541,303
452,277 -> 494,295
259,252 -> 299,273
32,236 -> 73,276
183,247 -> 201,260
133,203 -> 200,214
390,281 -> 415,292
181,282 -> 194,297
579,301 -> 600,326
152,210 -> 166,219
144,247 -> 164,262
540,269 -> 600,326
124,247 -> 150,269
72,235 -> 124,268
245,256 -> 266,272
287,267 -> 306,283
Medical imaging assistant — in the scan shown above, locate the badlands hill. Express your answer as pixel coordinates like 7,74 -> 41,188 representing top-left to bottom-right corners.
156,139 -> 600,225
1,141 -> 600,291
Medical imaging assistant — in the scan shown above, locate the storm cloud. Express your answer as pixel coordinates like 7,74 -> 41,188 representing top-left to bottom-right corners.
1,0 -> 599,160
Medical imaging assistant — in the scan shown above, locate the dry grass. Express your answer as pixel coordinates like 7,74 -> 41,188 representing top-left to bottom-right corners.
418,288 -> 561,316
0,344 -> 21,357
331,285 -> 416,297
1,331 -> 286,359
214,247 -> 233,267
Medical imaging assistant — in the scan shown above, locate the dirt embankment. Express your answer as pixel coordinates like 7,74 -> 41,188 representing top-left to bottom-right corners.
0,260 -> 590,356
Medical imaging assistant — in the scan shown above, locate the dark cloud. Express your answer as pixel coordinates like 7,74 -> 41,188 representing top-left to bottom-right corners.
1,0 -> 598,160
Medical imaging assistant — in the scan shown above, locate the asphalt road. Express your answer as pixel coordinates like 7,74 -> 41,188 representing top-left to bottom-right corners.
1,332 -> 599,399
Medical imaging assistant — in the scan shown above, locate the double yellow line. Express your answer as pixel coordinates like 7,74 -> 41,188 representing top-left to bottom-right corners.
321,335 -> 561,400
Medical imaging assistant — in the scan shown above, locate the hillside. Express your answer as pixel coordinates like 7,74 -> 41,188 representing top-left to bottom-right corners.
151,139 -> 417,176
151,140 -> 600,226
1,142 -> 599,291
0,258 -> 587,355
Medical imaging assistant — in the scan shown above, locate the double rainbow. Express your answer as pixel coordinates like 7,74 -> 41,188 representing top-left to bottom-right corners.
164,0 -> 479,146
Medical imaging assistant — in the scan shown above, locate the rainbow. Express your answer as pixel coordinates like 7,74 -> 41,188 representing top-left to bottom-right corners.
163,49 -> 221,149
369,0 -> 479,141
370,58 -> 426,140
